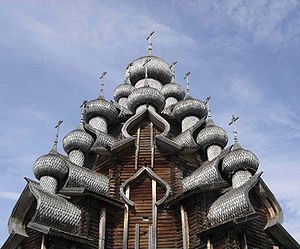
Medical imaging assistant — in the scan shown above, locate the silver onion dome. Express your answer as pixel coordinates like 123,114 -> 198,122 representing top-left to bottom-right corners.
196,122 -> 228,150
127,87 -> 165,113
85,98 -> 118,124
222,144 -> 259,179
113,84 -> 135,102
124,56 -> 172,86
172,98 -> 208,121
33,152 -> 68,181
63,128 -> 94,154
161,83 -> 185,100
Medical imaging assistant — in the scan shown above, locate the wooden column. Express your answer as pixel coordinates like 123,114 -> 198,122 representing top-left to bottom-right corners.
41,235 -> 46,249
152,180 -> 157,249
180,205 -> 189,249
123,187 -> 130,249
99,207 -> 106,249
243,234 -> 248,249
135,224 -> 140,249
207,239 -> 213,249
150,122 -> 155,168
135,126 -> 141,170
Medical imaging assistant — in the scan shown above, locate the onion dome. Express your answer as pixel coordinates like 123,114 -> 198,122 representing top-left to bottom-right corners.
172,98 -> 207,122
113,84 -> 135,102
135,78 -> 163,90
222,144 -> 259,179
127,87 -> 165,113
161,83 -> 185,101
63,129 -> 94,154
197,122 -> 228,150
85,98 -> 118,124
124,56 -> 172,86
33,152 -> 68,182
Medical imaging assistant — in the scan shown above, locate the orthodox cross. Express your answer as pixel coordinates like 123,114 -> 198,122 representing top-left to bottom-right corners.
52,120 -> 63,151
169,61 -> 177,81
142,58 -> 151,87
99,72 -> 107,98
184,72 -> 191,96
204,96 -> 212,119
146,31 -> 155,55
125,62 -> 133,84
229,114 -> 239,144
80,100 -> 87,126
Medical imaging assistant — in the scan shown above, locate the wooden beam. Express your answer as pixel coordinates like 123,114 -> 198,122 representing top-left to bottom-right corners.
181,205 -> 189,249
152,180 -> 157,249
135,126 -> 141,170
99,207 -> 106,249
123,187 -> 130,249
40,235 -> 46,249
135,224 -> 140,249
243,234 -> 248,249
150,122 -> 154,168
148,225 -> 153,249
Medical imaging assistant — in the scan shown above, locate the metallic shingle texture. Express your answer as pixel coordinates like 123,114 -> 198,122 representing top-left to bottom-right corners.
63,128 -> 94,154
173,129 -> 199,150
33,152 -> 68,182
124,55 -> 172,85
161,83 -> 185,100
207,174 -> 260,227
196,125 -> 228,150
68,150 -> 85,167
172,98 -> 207,121
29,181 -> 81,233
63,162 -> 109,194
92,131 -> 116,150
182,158 -> 227,192
89,116 -> 107,133
127,87 -> 165,113
135,78 -> 163,90
222,147 -> 259,179
40,176 -> 58,194
113,83 -> 135,102
85,98 -> 118,124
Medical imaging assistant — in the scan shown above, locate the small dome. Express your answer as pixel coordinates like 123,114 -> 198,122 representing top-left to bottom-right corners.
125,56 -> 172,85
113,84 -> 135,102
63,128 -> 94,154
135,78 -> 163,90
127,87 -> 165,113
197,123 -> 228,150
33,152 -> 68,181
161,83 -> 185,101
85,98 -> 118,124
172,98 -> 207,121
222,145 -> 259,179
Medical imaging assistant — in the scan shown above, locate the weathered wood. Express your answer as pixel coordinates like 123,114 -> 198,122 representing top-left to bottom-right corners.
152,179 -> 157,249
123,187 -> 130,249
181,205 -> 189,249
40,235 -> 46,249
135,224 -> 140,249
135,126 -> 141,170
99,207 -> 106,249
150,122 -> 154,168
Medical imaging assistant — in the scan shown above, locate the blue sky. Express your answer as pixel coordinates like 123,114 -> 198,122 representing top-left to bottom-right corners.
0,0 -> 300,245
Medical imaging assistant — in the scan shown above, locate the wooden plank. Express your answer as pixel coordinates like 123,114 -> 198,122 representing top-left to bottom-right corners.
152,179 -> 157,249
135,126 -> 141,170
149,225 -> 153,249
150,122 -> 154,168
40,235 -> 46,249
135,224 -> 140,249
99,207 -> 106,249
123,187 -> 130,249
181,205 -> 190,249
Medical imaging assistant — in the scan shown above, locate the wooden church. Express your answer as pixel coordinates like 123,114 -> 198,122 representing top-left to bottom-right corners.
2,32 -> 300,249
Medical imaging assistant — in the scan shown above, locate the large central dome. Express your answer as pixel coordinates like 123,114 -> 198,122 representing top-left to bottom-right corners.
124,55 -> 172,86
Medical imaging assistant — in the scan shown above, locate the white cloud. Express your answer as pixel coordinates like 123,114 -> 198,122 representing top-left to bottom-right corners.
0,191 -> 20,201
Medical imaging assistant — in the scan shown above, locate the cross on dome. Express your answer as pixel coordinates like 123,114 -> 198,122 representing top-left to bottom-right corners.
99,72 -> 107,98
146,31 -> 155,55
51,120 -> 63,152
142,58 -> 151,87
184,72 -> 191,97
229,114 -> 239,144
